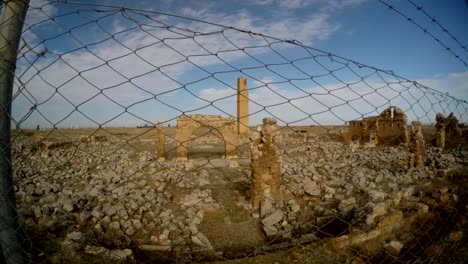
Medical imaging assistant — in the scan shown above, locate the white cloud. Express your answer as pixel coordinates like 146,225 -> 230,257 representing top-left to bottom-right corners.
278,0 -> 307,9
249,0 -> 275,5
198,88 -> 236,102
249,0 -> 367,10
176,6 -> 340,45
13,1 -> 466,129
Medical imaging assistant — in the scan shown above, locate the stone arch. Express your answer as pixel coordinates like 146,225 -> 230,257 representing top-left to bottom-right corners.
174,114 -> 238,161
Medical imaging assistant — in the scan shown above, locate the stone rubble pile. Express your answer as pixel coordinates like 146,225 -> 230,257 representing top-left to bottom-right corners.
259,137 -> 465,238
13,135 -> 222,258
11,131 -> 467,261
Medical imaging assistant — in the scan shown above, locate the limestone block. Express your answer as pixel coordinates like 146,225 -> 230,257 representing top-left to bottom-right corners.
383,240 -> 404,256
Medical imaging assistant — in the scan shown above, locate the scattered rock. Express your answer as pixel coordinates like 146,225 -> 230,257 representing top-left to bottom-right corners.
191,232 -> 213,249
449,231 -> 463,241
139,244 -> 171,252
303,182 -> 320,196
383,240 -> 404,256
262,210 -> 284,227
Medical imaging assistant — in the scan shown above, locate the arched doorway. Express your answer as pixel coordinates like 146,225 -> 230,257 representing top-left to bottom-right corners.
174,115 -> 238,160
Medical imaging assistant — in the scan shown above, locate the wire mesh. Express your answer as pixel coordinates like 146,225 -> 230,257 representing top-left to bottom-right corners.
3,1 -> 468,263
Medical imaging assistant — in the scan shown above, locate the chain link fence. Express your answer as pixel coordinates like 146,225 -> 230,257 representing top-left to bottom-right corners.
1,1 -> 467,263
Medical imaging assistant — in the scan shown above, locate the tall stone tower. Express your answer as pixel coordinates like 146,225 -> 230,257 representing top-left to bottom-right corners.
237,77 -> 249,139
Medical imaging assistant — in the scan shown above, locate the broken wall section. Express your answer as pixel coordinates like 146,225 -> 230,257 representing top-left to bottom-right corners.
434,113 -> 465,149
250,117 -> 282,218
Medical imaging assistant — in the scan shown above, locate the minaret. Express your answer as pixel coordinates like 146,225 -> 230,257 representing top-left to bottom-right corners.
237,77 -> 249,139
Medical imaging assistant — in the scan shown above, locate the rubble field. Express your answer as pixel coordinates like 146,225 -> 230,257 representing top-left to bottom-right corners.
12,127 -> 468,263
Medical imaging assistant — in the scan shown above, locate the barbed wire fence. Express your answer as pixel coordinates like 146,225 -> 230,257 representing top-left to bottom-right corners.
378,0 -> 468,68
1,0 -> 467,263
405,0 -> 468,56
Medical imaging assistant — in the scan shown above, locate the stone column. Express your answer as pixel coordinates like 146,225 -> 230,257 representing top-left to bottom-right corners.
250,117 -> 282,215
435,113 -> 446,149
237,77 -> 249,140
156,122 -> 165,161
409,121 -> 425,168
175,117 -> 191,161
436,129 -> 446,149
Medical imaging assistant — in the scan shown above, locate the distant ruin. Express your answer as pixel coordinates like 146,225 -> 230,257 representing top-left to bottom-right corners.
156,122 -> 165,161
174,114 -> 237,161
409,121 -> 425,168
435,112 -> 463,149
348,106 -> 409,146
237,77 -> 250,140
250,117 -> 282,216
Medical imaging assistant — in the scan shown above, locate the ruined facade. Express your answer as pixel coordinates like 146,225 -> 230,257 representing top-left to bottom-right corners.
409,121 -> 425,168
348,106 -> 409,146
250,117 -> 282,215
174,114 -> 237,161
435,113 -> 463,149
237,77 -> 249,140
156,122 -> 165,161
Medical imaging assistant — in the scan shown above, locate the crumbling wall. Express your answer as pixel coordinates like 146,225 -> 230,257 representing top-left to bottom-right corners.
250,117 -> 282,216
377,107 -> 409,145
409,121 -> 425,168
174,114 -> 237,160
434,112 -> 464,149
347,106 -> 409,146
348,121 -> 365,142
156,123 -> 165,161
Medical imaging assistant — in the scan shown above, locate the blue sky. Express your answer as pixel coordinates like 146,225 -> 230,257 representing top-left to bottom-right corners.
94,0 -> 468,76
11,0 -> 468,128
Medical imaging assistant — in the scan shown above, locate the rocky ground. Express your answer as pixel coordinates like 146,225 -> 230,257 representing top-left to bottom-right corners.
11,129 -> 468,263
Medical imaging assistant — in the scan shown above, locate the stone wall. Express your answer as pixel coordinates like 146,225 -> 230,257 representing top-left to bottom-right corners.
435,112 -> 464,149
250,117 -> 282,216
174,115 -> 237,160
156,123 -> 165,161
348,106 -> 409,146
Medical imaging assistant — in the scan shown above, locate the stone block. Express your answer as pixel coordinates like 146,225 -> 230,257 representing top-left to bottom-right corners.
383,240 -> 404,256
262,210 -> 284,227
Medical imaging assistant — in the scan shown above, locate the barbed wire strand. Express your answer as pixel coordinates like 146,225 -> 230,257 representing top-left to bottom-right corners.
377,0 -> 468,68
406,0 -> 468,55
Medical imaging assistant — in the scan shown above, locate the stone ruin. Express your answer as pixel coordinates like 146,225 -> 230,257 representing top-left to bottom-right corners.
157,76 -> 250,162
348,106 -> 409,146
156,122 -> 165,161
174,114 -> 237,161
237,77 -> 249,140
12,113 -> 468,263
434,112 -> 464,149
80,135 -> 108,143
409,121 -> 425,168
250,117 -> 282,217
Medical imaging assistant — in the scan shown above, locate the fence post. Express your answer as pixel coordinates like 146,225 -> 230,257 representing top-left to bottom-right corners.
0,0 -> 30,264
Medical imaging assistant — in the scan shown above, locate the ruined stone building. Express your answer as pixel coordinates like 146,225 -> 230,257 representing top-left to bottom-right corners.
348,106 -> 410,146
434,112 -> 464,149
165,77 -> 250,161
174,114 -> 237,161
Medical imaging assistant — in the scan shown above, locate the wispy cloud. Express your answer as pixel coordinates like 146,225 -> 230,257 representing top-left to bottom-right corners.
12,1 -> 466,129
249,0 -> 367,10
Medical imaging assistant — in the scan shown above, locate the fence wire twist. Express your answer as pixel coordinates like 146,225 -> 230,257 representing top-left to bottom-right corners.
0,1 -> 467,263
